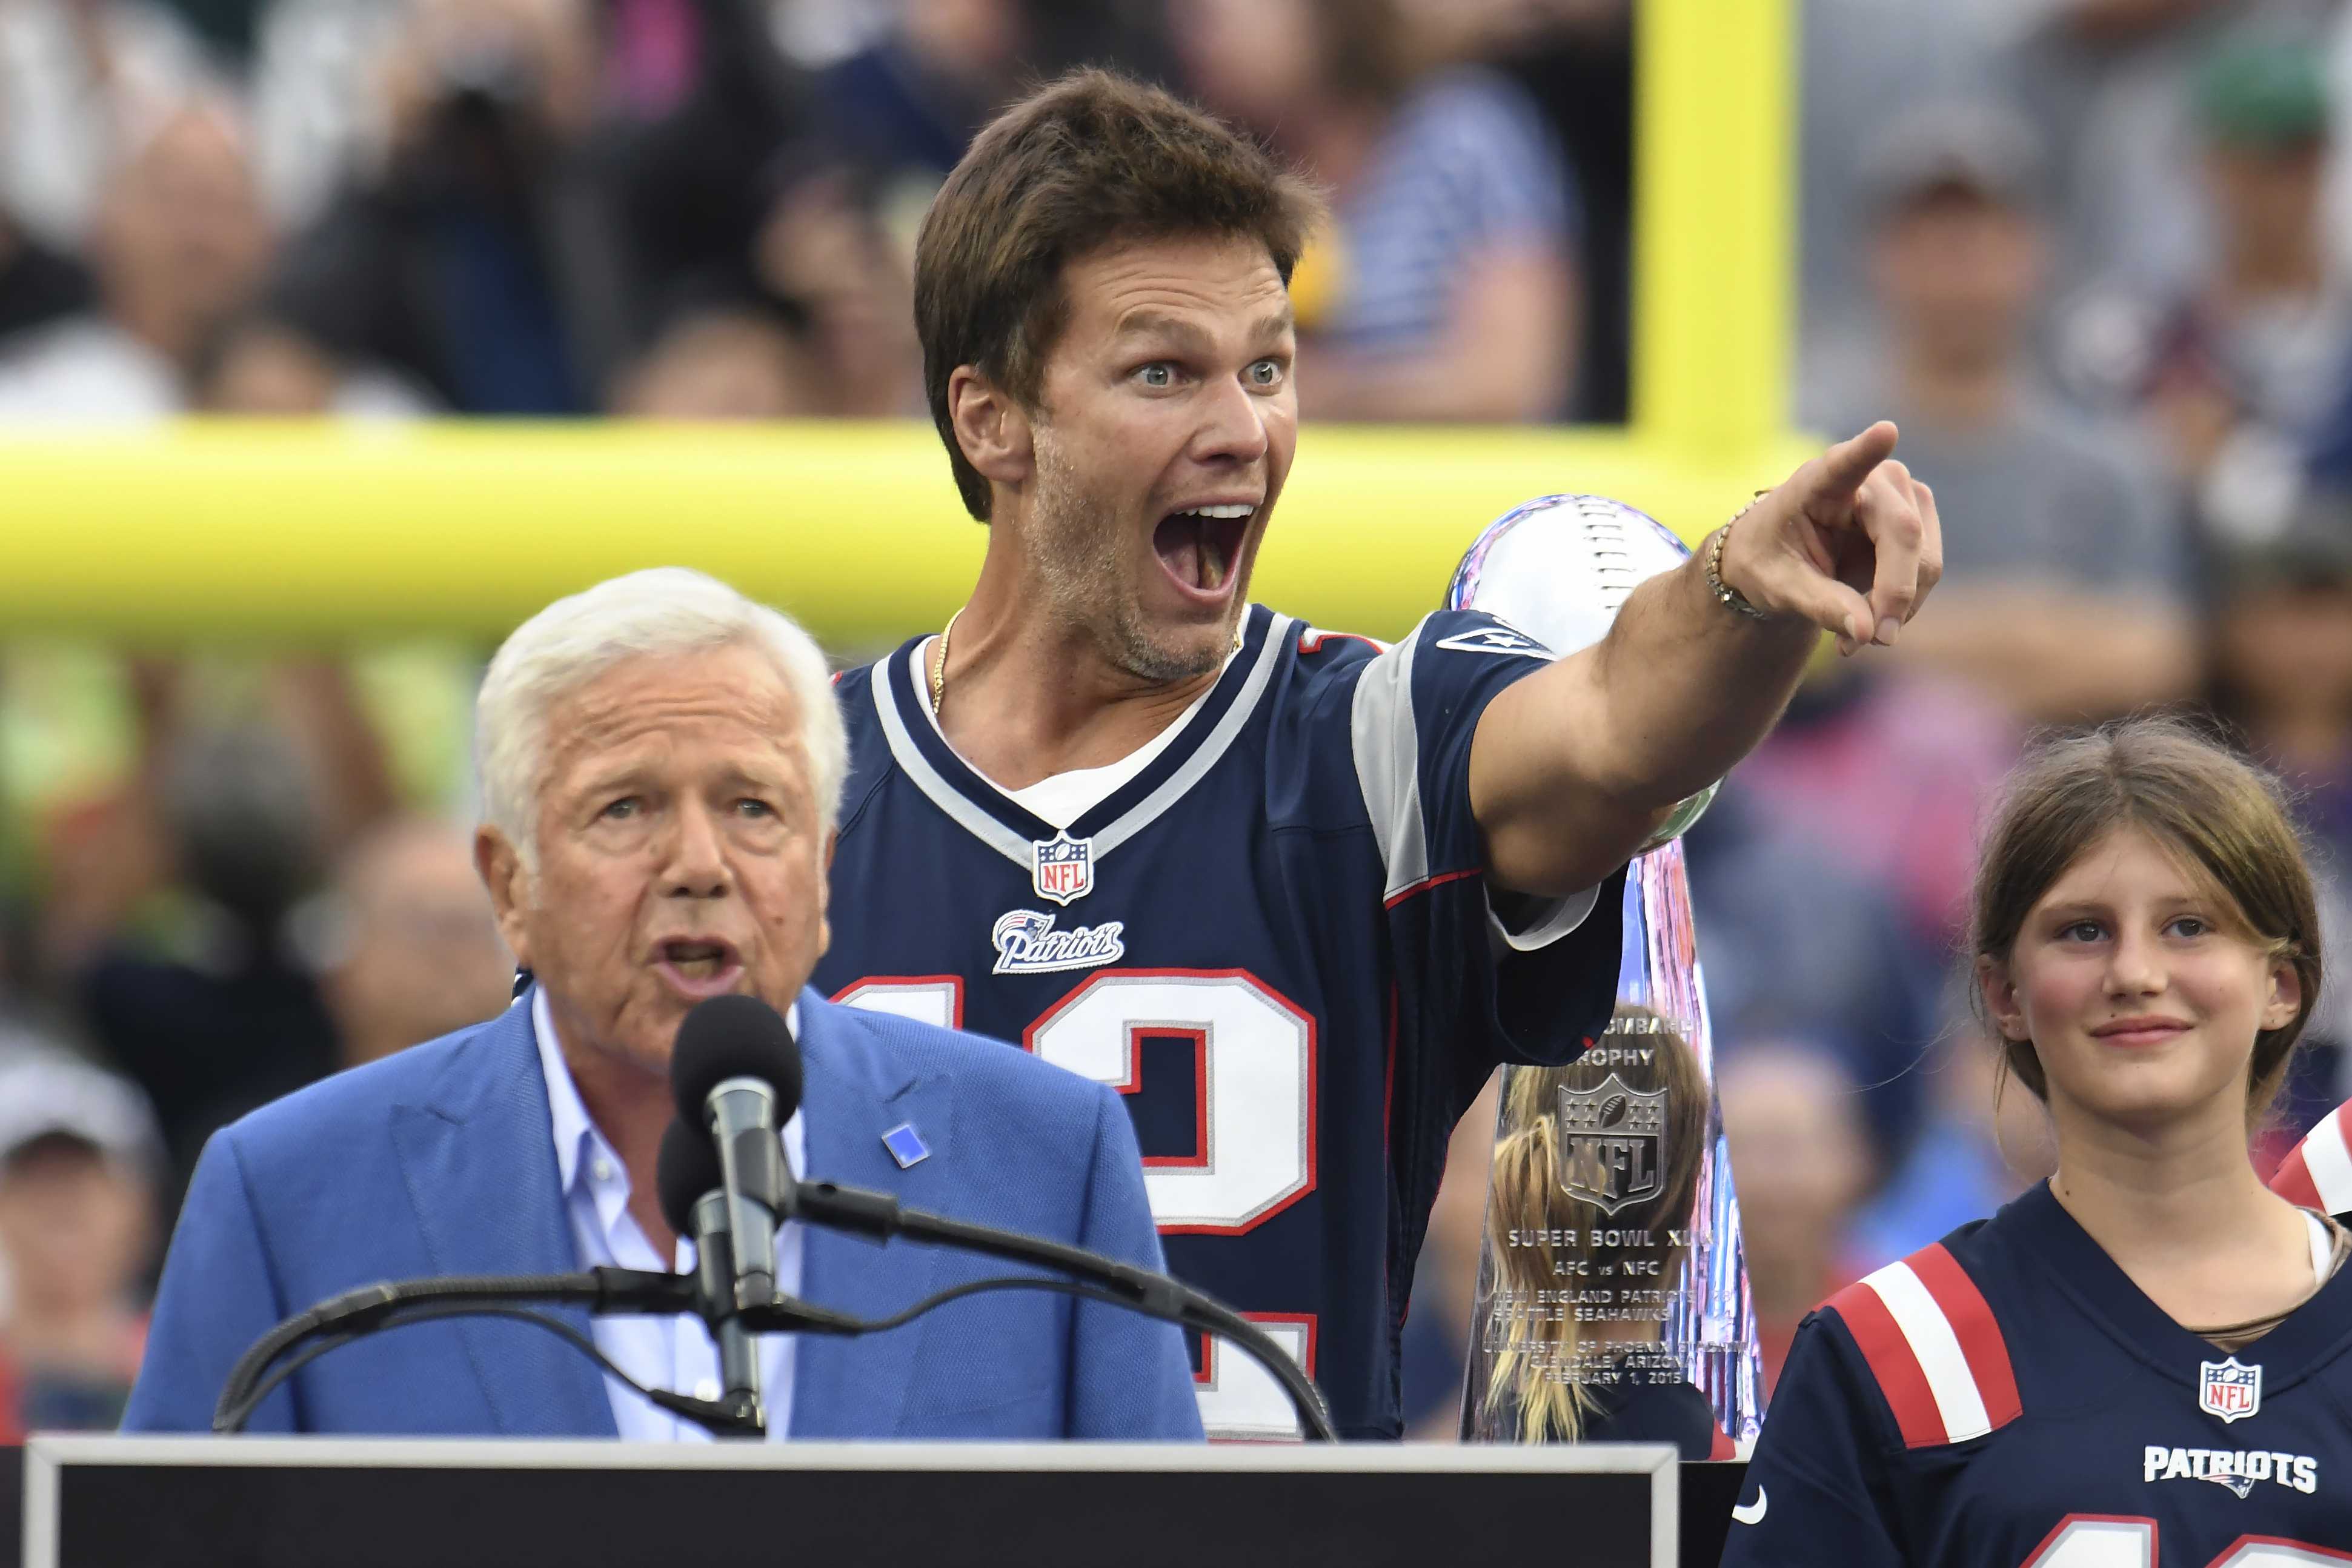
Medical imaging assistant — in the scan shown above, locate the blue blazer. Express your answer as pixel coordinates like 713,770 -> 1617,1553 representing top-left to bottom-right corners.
122,989 -> 1204,1441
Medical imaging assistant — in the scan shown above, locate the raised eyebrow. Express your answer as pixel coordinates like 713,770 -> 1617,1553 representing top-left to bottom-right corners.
575,764 -> 652,802
1255,304 -> 1297,342
1112,310 -> 1214,354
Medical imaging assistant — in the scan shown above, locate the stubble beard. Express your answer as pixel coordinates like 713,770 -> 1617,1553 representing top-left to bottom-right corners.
1029,428 -> 1231,686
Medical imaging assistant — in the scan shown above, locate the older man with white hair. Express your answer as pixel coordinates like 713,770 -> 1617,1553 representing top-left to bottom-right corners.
123,568 -> 1203,1440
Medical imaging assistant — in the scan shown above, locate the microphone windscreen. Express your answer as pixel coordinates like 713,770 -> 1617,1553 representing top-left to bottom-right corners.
656,1117 -> 725,1237
670,992 -> 803,1124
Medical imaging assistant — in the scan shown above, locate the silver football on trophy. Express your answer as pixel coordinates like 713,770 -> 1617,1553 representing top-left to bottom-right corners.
1448,495 -> 1718,848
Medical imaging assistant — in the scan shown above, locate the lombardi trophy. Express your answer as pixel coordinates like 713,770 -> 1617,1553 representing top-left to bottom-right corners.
1449,495 -> 1765,1451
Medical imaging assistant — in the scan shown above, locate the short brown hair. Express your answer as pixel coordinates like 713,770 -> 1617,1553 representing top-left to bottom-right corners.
914,68 -> 1325,520
1968,716 -> 2322,1124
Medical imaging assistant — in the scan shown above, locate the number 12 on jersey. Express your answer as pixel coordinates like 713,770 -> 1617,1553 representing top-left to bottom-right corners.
837,971 -> 1322,1438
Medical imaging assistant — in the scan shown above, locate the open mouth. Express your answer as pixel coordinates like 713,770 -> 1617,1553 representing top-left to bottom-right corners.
1152,503 -> 1254,599
654,937 -> 744,999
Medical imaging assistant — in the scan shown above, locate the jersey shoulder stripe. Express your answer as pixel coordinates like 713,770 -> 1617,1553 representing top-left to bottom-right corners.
1824,1241 -> 2022,1449
2272,1102 -> 2352,1219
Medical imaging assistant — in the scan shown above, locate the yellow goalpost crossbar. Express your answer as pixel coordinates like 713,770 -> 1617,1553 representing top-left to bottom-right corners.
0,1 -> 1802,647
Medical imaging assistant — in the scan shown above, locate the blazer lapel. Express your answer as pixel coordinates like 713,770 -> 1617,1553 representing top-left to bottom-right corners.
388,997 -> 616,1437
789,992 -> 960,1440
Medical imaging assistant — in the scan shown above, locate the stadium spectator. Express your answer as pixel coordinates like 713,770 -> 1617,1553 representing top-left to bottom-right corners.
257,0 -> 632,413
2064,35 -> 2351,543
613,292 -> 822,419
1169,0 -> 1582,422
812,0 -> 1029,193
1815,100 -> 2193,723
1795,0 -> 2016,380
2008,0 -> 2333,304
0,96 -> 274,420
1717,1043 -> 1876,1393
0,0 -> 210,252
746,165 -> 923,416
41,660 -> 399,1205
193,311 -> 434,415
0,1054 -> 163,1440
311,814 -> 511,1069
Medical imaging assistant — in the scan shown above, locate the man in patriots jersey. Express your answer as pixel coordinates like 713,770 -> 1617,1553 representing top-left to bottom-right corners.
815,69 -> 1942,1439
1727,721 -> 2350,1565
2271,1104 -> 2352,1221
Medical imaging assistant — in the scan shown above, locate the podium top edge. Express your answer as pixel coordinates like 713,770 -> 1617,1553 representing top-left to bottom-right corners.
25,1433 -> 1681,1475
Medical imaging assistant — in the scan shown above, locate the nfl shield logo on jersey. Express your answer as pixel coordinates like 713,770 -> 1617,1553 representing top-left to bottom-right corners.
2199,1357 -> 2262,1424
1031,831 -> 1095,906
1556,1074 -> 1668,1217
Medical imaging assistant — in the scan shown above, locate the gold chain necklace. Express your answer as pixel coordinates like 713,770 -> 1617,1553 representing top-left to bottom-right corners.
929,607 -> 963,715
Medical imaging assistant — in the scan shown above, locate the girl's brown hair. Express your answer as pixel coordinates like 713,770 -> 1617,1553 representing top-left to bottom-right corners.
1481,1006 -> 1712,1442
1968,716 -> 2322,1122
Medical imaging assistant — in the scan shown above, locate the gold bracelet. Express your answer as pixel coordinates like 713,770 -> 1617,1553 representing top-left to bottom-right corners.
1704,499 -> 1772,621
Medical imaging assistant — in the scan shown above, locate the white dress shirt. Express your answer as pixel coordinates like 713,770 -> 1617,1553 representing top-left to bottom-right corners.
532,989 -> 806,1441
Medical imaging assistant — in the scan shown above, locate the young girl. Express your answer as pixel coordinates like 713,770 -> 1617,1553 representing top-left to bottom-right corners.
1723,717 -> 2351,1567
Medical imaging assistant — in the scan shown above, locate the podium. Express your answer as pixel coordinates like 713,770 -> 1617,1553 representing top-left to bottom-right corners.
24,1435 -> 1683,1568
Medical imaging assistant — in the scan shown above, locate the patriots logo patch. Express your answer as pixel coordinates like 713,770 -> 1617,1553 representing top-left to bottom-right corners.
1433,625 -> 1555,659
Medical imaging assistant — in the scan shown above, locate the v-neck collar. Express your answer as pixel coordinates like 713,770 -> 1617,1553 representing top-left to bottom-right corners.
871,603 -> 1292,874
2006,1180 -> 2352,1393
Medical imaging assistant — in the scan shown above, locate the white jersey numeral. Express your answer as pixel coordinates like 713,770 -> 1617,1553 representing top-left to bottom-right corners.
1023,970 -> 1317,1234
2027,1520 -> 2344,1568
838,969 -> 1322,1439
1191,1315 -> 1315,1441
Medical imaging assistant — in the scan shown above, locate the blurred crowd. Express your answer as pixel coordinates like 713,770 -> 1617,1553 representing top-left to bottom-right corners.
0,0 -> 1629,422
7,0 -> 2352,1446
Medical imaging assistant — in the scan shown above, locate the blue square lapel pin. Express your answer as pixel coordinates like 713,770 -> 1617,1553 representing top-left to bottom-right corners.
881,1123 -> 931,1169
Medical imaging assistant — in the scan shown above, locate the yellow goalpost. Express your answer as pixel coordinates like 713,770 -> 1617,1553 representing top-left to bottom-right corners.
0,1 -> 1802,648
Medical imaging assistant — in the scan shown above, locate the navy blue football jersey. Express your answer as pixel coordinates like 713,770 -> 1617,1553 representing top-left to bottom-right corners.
1723,1182 -> 2352,1567
813,603 -> 1627,1439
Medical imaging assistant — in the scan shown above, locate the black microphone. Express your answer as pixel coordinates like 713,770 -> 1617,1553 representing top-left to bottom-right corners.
656,1120 -> 762,1433
661,995 -> 1335,1441
669,995 -> 801,1312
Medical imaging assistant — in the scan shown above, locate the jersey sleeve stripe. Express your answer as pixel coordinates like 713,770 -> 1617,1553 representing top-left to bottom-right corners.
1904,1242 -> 2021,1431
1866,1258 -> 1997,1442
1349,617 -> 1433,901
1823,1274 -> 1950,1449
2294,1105 -> 2352,1217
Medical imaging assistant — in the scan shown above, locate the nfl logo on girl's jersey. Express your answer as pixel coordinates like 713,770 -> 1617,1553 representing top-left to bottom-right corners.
1031,832 -> 1094,905
2199,1357 -> 2262,1423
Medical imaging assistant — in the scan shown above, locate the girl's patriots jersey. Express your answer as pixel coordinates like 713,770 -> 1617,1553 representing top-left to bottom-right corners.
1724,1182 -> 2352,1568
812,603 -> 1626,1439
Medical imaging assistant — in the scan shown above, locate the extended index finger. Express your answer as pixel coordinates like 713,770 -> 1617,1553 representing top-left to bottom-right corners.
1858,462 -> 1927,640
1807,420 -> 1901,507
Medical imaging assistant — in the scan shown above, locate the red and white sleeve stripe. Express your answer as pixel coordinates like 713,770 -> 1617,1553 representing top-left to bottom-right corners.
1822,1242 -> 2022,1449
2273,1102 -> 2352,1218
